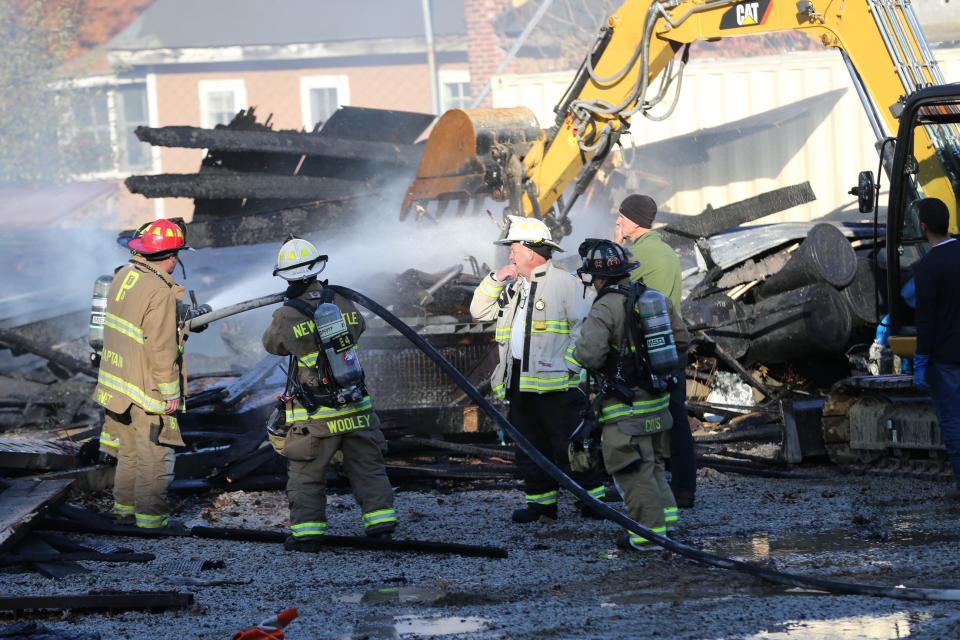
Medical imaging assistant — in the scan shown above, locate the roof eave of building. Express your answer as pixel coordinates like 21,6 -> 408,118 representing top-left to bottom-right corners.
107,35 -> 466,67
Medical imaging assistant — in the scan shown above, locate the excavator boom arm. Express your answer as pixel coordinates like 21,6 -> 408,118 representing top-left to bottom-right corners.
403,0 -> 956,229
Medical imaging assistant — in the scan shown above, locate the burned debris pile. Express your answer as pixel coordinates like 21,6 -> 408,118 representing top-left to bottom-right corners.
126,107 -> 436,248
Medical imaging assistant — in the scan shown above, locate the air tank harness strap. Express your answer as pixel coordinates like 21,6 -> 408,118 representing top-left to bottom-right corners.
283,290 -> 364,410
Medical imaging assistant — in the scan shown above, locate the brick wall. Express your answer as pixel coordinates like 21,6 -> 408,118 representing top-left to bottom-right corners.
464,0 -> 510,107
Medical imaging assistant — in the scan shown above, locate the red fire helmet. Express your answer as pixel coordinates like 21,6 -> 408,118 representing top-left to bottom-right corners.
127,219 -> 189,256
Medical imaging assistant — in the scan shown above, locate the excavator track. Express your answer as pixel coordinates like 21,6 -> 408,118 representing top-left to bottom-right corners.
823,375 -> 951,480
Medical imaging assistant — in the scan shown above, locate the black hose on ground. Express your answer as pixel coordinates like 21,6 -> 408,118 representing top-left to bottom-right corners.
330,284 -> 960,603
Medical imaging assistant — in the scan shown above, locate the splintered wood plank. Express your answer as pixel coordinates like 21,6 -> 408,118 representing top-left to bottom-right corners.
0,479 -> 73,555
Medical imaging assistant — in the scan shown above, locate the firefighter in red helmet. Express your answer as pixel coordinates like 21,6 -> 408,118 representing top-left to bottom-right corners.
94,219 -> 191,530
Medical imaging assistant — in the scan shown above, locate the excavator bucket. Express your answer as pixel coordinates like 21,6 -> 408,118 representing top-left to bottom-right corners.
401,107 -> 541,220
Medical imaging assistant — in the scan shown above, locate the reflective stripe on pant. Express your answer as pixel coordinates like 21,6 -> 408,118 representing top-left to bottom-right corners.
362,508 -> 397,529
629,526 -> 667,546
602,425 -> 667,535
287,421 -> 395,533
507,363 -> 603,505
525,490 -> 558,506
652,430 -> 677,523
291,521 -> 328,539
930,361 -> 960,487
108,404 -> 175,528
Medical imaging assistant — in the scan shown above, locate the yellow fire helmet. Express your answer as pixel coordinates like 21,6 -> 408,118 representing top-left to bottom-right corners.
273,237 -> 328,281
494,215 -> 563,251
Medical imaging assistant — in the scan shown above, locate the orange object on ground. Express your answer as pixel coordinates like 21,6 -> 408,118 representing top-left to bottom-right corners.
232,608 -> 299,640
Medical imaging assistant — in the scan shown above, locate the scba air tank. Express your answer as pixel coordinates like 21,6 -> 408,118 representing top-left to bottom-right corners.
89,274 -> 113,363
637,288 -> 680,375
313,302 -> 364,403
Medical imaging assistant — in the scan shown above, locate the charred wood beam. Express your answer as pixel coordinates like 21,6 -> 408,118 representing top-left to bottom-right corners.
135,125 -> 419,169
385,463 -> 518,480
0,480 -> 74,555
0,328 -> 96,378
191,525 -> 508,559
0,439 -> 81,472
221,355 -> 283,407
394,436 -> 516,460
716,251 -> 792,289
664,182 -> 816,239
7,536 -> 87,579
696,458 -> 823,479
222,445 -> 278,484
696,444 -> 788,466
841,257 -> 881,326
693,425 -> 783,443
755,223 -> 857,298
0,591 -> 193,612
37,516 -> 191,539
743,284 -> 854,364
0,551 -> 155,567
125,173 -> 375,201
696,331 -> 779,399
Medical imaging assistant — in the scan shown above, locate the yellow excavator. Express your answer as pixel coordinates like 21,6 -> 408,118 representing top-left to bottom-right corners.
403,0 -> 960,473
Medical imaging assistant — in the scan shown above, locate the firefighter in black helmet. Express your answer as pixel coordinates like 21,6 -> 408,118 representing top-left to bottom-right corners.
571,239 -> 689,552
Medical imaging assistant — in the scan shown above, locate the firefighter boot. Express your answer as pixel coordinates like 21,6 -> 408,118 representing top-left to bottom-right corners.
616,530 -> 663,554
511,503 -> 558,524
365,522 -> 396,539
284,535 -> 326,553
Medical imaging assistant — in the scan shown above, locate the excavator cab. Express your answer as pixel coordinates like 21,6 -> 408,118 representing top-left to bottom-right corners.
879,86 -> 960,357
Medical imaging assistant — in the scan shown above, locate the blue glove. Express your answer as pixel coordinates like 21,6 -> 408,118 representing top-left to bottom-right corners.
874,315 -> 891,347
901,278 -> 917,310
913,354 -> 930,391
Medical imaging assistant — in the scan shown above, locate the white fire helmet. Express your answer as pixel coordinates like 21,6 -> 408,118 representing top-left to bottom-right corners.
273,238 -> 328,281
494,215 -> 563,251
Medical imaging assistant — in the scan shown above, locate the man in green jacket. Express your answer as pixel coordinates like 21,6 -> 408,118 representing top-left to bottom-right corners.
615,194 -> 696,511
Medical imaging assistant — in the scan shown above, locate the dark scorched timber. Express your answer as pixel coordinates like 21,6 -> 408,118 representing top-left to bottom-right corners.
124,173 -> 375,201
663,182 -> 816,239
134,125 -> 421,169
755,223 -> 857,298
0,591 -> 193,613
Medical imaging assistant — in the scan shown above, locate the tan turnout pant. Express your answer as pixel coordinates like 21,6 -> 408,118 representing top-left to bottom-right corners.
107,405 -> 176,528
284,423 -> 395,539
601,424 -> 676,542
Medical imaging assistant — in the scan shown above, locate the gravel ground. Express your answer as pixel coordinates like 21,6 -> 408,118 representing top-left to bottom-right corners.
3,467 -> 960,639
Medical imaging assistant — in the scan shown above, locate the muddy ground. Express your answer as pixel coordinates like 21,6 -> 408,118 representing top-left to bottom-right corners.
3,466 -> 960,639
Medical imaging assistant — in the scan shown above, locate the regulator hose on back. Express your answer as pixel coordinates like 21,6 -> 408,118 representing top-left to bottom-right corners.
328,284 -> 960,603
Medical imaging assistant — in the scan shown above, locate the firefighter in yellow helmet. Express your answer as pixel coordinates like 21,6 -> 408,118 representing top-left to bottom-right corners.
262,238 -> 396,551
93,219 -> 190,530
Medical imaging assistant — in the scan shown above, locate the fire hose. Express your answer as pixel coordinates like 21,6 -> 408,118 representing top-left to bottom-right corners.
191,286 -> 960,602
186,293 -> 286,331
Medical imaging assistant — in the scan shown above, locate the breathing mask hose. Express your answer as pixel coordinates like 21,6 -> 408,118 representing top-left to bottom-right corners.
328,284 -> 960,603
186,293 -> 286,332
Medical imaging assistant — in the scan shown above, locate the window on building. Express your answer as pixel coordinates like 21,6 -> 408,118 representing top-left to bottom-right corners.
117,84 -> 151,171
60,88 -> 113,175
439,69 -> 471,111
300,76 -> 350,129
199,79 -> 247,128
57,80 -> 158,179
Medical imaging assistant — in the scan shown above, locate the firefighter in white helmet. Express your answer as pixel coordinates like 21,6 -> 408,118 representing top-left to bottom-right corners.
262,237 -> 396,551
470,216 -> 605,523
